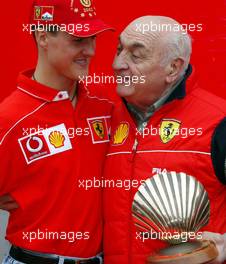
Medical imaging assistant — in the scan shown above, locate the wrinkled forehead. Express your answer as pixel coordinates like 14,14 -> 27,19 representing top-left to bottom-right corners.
119,23 -> 161,52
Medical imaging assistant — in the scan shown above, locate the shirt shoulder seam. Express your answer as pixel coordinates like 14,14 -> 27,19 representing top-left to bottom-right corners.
0,102 -> 47,146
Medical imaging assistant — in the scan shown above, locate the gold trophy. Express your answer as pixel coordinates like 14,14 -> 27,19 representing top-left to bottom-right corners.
132,172 -> 218,264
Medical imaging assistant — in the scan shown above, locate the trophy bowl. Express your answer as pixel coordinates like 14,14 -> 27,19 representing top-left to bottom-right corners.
132,171 -> 218,264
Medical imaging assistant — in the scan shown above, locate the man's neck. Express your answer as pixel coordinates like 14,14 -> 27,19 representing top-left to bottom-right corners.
131,76 -> 184,114
34,61 -> 76,95
126,76 -> 185,131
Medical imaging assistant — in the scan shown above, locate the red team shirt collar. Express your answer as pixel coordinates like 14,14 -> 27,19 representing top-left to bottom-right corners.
17,69 -> 86,102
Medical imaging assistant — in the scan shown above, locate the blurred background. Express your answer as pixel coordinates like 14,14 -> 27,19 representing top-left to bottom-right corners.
0,0 -> 226,260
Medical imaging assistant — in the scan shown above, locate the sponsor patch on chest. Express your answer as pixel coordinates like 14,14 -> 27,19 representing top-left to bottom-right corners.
87,116 -> 111,144
160,119 -> 181,143
18,124 -> 72,164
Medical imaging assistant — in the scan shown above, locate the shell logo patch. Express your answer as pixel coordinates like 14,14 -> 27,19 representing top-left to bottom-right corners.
80,0 -> 92,8
87,116 -> 111,144
49,131 -> 65,148
34,6 -> 54,21
18,124 -> 72,164
160,119 -> 181,144
113,123 -> 129,145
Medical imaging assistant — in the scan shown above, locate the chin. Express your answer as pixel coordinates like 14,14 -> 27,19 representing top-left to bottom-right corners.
116,84 -> 135,98
74,69 -> 89,81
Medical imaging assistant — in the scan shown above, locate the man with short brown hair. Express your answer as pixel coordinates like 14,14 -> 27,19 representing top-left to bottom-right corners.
0,0 -> 113,263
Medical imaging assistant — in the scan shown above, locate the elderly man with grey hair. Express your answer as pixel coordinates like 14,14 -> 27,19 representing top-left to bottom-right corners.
103,16 -> 226,264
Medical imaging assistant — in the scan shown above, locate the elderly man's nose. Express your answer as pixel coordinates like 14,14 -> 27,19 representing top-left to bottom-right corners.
113,54 -> 128,70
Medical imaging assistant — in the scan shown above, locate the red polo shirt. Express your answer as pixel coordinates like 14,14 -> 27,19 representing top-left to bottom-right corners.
0,69 -> 113,257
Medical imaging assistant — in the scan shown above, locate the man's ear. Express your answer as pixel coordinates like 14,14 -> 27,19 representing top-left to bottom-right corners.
35,30 -> 48,50
166,58 -> 185,84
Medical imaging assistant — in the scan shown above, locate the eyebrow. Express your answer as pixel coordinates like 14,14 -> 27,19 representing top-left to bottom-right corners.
131,42 -> 146,49
118,36 -> 146,50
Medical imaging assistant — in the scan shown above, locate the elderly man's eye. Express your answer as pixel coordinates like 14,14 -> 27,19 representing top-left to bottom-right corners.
117,46 -> 123,55
132,54 -> 140,59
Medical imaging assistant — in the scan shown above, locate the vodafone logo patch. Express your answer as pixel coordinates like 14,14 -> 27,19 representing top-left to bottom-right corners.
18,124 -> 72,164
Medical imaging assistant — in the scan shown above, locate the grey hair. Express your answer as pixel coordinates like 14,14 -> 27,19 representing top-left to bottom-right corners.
158,31 -> 192,77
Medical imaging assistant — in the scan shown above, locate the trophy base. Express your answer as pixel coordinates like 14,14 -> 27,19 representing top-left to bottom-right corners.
147,240 -> 218,264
